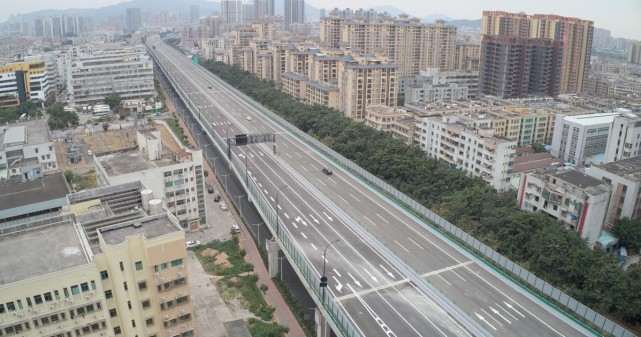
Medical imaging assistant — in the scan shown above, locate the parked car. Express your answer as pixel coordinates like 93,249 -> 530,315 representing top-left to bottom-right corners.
232,224 -> 240,234
321,167 -> 333,175
213,195 -> 221,202
207,184 -> 214,194
245,116 -> 252,121
87,149 -> 93,156
219,202 -> 228,211
186,240 -> 200,248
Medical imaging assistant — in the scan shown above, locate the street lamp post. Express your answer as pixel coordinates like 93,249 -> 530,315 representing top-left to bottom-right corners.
251,222 -> 264,245
278,256 -> 286,282
233,194 -> 245,219
275,184 -> 289,236
221,173 -> 230,192
321,239 -> 340,306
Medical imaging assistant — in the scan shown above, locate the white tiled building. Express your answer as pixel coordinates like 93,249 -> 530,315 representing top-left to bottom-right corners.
416,115 -> 516,191
550,112 -> 619,166
94,130 -> 207,230
517,169 -> 610,245
603,111 -> 641,163
66,50 -> 155,107
0,120 -> 58,181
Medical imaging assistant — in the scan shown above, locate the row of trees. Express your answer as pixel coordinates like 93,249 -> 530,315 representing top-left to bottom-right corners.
201,59 -> 641,328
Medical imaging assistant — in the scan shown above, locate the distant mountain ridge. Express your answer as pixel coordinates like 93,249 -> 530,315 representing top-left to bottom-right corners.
6,0 -> 480,29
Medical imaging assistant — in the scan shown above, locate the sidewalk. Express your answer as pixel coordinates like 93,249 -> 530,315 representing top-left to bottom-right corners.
162,79 -> 306,336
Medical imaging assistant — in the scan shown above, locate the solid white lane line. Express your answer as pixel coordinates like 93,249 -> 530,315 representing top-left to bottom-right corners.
328,177 -> 337,184
437,274 -> 452,286
375,213 -> 390,224
350,194 -> 361,202
407,237 -> 424,250
363,215 -> 377,226
338,195 -> 348,203
316,178 -> 327,186
421,261 -> 474,278
333,268 -> 342,277
300,165 -> 308,171
394,240 -> 410,253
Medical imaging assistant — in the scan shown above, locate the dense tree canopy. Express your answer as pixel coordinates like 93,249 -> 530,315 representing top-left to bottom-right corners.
201,60 -> 641,329
47,102 -> 78,130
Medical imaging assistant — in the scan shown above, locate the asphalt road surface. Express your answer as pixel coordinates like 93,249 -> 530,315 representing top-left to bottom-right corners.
148,41 -> 593,337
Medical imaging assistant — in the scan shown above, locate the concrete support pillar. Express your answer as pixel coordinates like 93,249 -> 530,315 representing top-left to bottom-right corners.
266,238 -> 280,278
315,307 -> 331,337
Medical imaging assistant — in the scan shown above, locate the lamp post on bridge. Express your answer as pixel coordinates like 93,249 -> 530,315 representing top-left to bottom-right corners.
321,239 -> 340,306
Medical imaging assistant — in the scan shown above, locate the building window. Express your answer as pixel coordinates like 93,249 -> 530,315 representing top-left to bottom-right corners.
109,309 -> 117,317
146,318 -> 154,326
161,263 -> 168,270
138,281 -> 147,291
100,270 -> 109,280
135,261 -> 143,271
132,320 -> 136,328
105,290 -> 113,299
171,259 -> 183,267
114,327 -> 121,335
81,283 -> 89,292
123,282 -> 128,291
91,281 -> 96,290
154,265 -> 159,273
142,300 -> 151,309
119,262 -> 124,271
71,286 -> 80,295
44,292 -> 53,302
34,295 -> 43,305
127,301 -> 132,310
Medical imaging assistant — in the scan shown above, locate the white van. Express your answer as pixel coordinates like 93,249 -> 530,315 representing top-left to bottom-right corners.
232,224 -> 240,234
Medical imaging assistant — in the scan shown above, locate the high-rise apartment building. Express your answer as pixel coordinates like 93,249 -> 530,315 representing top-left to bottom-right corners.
480,35 -> 563,98
190,5 -> 200,23
481,11 -> 593,94
254,0 -> 274,19
221,0 -> 243,29
284,0 -> 304,31
628,41 -> 641,65
126,8 -> 142,33
320,13 -> 457,76
34,17 -> 46,37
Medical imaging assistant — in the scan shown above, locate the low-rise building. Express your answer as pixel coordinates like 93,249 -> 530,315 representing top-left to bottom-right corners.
586,156 -> 641,228
0,182 -> 195,337
0,59 -> 50,108
365,105 -> 416,145
404,68 -> 479,102
518,169 -> 610,245
550,112 -> 620,166
94,129 -> 207,230
416,115 -> 516,191
604,110 -> 641,162
0,119 -> 58,181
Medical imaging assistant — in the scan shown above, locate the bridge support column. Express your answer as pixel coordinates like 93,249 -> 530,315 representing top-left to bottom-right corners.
266,238 -> 280,278
315,308 -> 331,337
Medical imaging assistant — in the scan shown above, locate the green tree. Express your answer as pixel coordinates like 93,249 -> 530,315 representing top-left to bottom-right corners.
47,102 -> 79,130
612,218 -> 641,250
104,93 -> 121,110
532,143 -> 546,153
45,90 -> 57,107
64,170 -> 74,183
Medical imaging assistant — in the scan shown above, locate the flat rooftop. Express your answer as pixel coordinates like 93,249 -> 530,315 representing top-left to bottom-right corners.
564,112 -> 620,126
99,215 -> 181,245
0,174 -> 69,214
553,170 -> 605,189
97,150 -> 175,176
596,156 -> 641,181
0,219 -> 89,285
0,119 -> 50,150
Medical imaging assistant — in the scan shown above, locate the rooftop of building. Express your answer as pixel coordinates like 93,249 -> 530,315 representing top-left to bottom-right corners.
99,213 -> 181,245
0,173 -> 69,215
97,150 -> 169,175
512,153 -> 563,173
563,112 -> 621,126
0,119 -> 50,150
553,169 -> 606,189
595,156 -> 641,181
0,215 -> 89,285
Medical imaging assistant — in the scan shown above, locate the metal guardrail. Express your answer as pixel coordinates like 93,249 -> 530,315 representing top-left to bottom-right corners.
188,57 -> 636,337
149,45 -> 361,337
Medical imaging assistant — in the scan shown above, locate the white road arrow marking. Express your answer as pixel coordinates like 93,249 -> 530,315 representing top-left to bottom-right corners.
497,303 -> 518,321
310,214 -> 319,224
301,220 -> 307,227
295,216 -> 301,223
475,312 -> 497,331
332,276 -> 343,292
283,213 -> 289,219
323,212 -> 333,221
379,264 -> 395,279
333,269 -> 342,277
490,306 -> 511,324
481,308 -> 503,327
347,272 -> 362,288
364,269 -> 379,283
503,301 -> 525,318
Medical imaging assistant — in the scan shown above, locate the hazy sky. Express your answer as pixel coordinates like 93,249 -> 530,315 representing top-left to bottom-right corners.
4,0 -> 641,40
